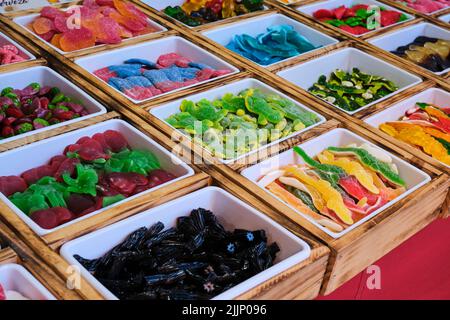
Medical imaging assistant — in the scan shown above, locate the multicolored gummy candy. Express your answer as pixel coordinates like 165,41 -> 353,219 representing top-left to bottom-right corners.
93,53 -> 232,101
394,0 -> 450,14
313,4 -> 409,36
164,0 -> 264,27
0,83 -> 90,139
29,0 -> 159,52
226,24 -> 319,66
0,44 -> 27,65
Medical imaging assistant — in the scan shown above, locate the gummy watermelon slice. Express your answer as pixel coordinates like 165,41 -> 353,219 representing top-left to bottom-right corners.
380,10 -> 402,27
313,9 -> 334,19
333,6 -> 347,20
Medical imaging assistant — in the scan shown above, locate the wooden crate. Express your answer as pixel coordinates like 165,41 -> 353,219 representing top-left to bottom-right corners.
129,67 -> 449,295
0,107 -> 330,299
203,121 -> 449,295
0,219 -> 82,300
47,173 -> 330,300
0,0 -> 173,59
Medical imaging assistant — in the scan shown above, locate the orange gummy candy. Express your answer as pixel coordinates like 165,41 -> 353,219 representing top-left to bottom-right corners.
33,17 -> 54,35
59,28 -> 96,52
50,33 -> 62,49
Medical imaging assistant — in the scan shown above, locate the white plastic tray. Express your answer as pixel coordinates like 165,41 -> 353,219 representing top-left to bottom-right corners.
0,119 -> 195,236
0,66 -> 107,145
439,12 -> 450,23
297,0 -> 413,37
276,47 -> 423,115
60,186 -> 311,300
150,78 -> 326,164
75,36 -> 239,104
364,87 -> 450,169
0,264 -> 55,300
12,7 -> 167,54
202,13 -> 339,68
241,128 -> 431,238
369,22 -> 450,75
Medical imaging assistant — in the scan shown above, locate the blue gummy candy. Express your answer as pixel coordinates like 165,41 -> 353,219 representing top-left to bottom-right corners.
126,76 -> 153,88
161,66 -> 184,82
143,69 -> 170,85
226,24 -> 319,65
108,77 -> 133,91
124,58 -> 158,69
188,62 -> 212,70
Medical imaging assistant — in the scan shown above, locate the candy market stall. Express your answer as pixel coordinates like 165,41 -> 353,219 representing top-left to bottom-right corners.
0,0 -> 448,300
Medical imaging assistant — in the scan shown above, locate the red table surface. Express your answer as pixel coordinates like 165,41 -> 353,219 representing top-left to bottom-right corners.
317,216 -> 450,300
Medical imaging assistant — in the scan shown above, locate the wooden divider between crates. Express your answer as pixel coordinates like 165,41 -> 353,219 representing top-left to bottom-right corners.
0,220 -> 83,299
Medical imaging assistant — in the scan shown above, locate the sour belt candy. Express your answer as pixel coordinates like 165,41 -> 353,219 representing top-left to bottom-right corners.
93,53 -> 232,101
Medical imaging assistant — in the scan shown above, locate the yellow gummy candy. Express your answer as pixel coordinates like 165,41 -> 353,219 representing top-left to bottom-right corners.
393,125 -> 450,165
285,166 -> 353,225
423,127 -> 450,143
317,150 -> 379,194
182,0 -> 207,15
423,106 -> 450,120
222,0 -> 237,18
379,123 -> 399,137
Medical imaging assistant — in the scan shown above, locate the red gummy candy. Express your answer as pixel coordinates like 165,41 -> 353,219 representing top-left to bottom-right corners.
97,0 -> 114,7
59,27 -> 96,52
313,9 -> 334,19
105,172 -> 138,195
21,165 -> 55,185
147,169 -> 175,188
0,176 -> 28,197
54,157 -> 79,182
157,53 -> 192,68
94,17 -> 122,44
103,130 -> 128,152
49,155 -> 67,170
196,68 -> 216,81
0,284 -> 5,300
54,15 -> 69,33
30,207 -> 74,229
351,4 -> 369,11
110,11 -> 146,32
40,6 -> 65,19
351,25 -> 370,35
333,5 -> 347,20
39,30 -> 56,42
67,193 -> 96,215
380,10 -> 402,27
32,17 -> 54,35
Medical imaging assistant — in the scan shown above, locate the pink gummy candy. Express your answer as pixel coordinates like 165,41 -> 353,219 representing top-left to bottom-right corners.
157,53 -> 192,68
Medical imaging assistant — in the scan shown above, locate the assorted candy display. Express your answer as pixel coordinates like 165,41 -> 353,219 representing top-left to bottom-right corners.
313,4 -> 409,36
391,36 -> 450,73
379,102 -> 450,165
0,44 -> 27,65
93,53 -> 232,101
309,68 -> 399,112
165,88 -> 321,159
163,0 -> 264,27
0,84 -> 90,139
0,130 -> 176,230
29,0 -> 159,52
0,284 -> 30,300
75,208 -> 279,300
257,144 -> 406,232
226,24 -> 319,66
394,0 -> 450,14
